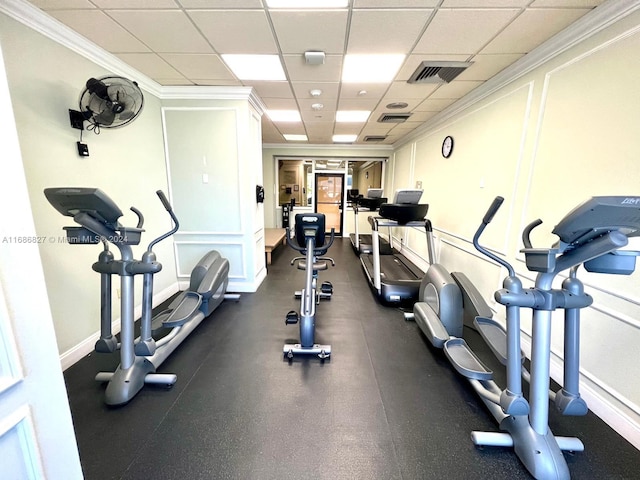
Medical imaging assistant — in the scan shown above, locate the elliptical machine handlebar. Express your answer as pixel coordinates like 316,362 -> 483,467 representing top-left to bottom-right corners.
473,196 -> 515,277
147,190 -> 180,252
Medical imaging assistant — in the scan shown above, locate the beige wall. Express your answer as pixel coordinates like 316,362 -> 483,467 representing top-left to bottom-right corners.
0,13 -> 174,360
387,9 -> 640,447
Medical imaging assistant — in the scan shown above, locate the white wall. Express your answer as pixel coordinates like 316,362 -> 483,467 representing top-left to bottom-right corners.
387,8 -> 640,448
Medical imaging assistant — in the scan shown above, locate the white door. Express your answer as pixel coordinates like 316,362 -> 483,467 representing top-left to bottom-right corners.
0,43 -> 82,479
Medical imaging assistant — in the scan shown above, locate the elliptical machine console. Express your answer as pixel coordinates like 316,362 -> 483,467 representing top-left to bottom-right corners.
44,187 -> 234,405
284,213 -> 335,359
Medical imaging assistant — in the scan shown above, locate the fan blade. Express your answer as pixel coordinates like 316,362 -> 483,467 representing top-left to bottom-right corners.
94,109 -> 116,126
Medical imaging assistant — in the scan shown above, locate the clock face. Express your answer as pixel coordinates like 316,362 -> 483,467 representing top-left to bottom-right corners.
442,136 -> 454,158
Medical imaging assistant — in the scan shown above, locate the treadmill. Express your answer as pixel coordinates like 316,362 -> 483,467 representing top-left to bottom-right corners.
360,189 -> 435,306
349,188 -> 393,255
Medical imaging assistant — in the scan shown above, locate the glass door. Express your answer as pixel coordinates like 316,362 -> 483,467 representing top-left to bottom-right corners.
315,173 -> 344,236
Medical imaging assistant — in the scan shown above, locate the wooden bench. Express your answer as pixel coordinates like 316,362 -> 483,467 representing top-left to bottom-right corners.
264,228 -> 287,265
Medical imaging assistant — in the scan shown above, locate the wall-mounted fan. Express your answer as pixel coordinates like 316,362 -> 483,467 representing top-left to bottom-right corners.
69,76 -> 144,133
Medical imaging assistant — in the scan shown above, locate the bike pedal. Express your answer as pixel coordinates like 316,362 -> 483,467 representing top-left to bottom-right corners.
321,281 -> 333,294
285,310 -> 300,325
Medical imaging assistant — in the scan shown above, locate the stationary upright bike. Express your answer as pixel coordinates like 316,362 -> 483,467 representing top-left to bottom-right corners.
284,213 -> 335,359
45,187 -> 234,405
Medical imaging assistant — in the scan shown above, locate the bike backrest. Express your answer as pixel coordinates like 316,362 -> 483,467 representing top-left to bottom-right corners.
294,213 -> 326,249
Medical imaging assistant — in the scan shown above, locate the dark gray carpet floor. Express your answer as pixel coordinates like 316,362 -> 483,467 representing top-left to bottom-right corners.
63,238 -> 640,479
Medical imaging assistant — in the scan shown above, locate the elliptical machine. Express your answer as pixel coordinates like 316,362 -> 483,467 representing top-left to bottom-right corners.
45,187 -> 235,405
284,213 -> 335,359
412,196 -> 640,479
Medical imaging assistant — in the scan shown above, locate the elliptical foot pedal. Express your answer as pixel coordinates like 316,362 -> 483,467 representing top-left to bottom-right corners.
285,310 -> 300,325
444,338 -> 493,381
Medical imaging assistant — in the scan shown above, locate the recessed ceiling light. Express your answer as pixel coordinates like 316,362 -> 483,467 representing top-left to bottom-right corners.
221,54 -> 285,81
336,110 -> 371,122
342,54 -> 405,83
283,134 -> 308,141
267,110 -> 301,122
332,134 -> 357,143
266,0 -> 348,7
386,102 -> 409,109
309,89 -> 323,97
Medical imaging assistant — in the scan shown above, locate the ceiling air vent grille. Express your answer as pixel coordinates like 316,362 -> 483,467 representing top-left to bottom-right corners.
407,61 -> 473,84
364,135 -> 387,142
378,113 -> 411,123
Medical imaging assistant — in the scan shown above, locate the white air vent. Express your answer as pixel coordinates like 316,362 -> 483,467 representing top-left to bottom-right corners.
378,113 -> 411,123
407,61 -> 473,84
364,135 -> 387,142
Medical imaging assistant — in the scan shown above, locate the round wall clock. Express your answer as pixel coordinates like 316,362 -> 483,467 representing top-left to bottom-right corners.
442,135 -> 454,158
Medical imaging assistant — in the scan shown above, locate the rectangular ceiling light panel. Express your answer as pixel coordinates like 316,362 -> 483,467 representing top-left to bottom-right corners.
266,0 -> 348,8
342,54 -> 405,83
336,110 -> 371,122
221,54 -> 286,81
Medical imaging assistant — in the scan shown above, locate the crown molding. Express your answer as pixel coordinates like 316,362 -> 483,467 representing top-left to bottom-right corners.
263,142 -> 392,152
395,0 -> 640,149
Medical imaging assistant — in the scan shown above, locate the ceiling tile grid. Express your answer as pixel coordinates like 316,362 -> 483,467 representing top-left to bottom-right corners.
27,0 -> 603,145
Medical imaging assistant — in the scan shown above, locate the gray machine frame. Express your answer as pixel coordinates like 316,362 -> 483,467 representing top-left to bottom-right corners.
412,196 -> 640,479
45,187 -> 237,405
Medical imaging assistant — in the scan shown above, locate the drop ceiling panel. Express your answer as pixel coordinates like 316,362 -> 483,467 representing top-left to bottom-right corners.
298,98 -> 338,113
428,80 -> 483,99
340,83 -> 389,98
300,108 -> 337,123
248,81 -> 294,99
337,97 -> 381,110
413,8 -> 521,54
415,97 -> 457,111
107,10 -> 212,53
347,9 -> 433,54
481,8 -> 590,54
116,53 -> 186,80
385,81 -> 439,99
28,0 -> 95,8
92,0 -> 179,7
48,10 -> 150,52
353,0 -> 439,7
291,82 -> 340,100
283,55 -> 343,82
178,0 -> 263,7
457,53 -> 524,80
260,98 -> 298,110
160,53 -> 236,81
270,11 -> 348,55
441,0 -> 529,6
188,10 -> 277,54
530,0 -> 603,6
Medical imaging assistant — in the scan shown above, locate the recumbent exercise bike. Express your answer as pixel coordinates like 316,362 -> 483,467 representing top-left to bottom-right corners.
45,187 -> 236,405
284,213 -> 335,359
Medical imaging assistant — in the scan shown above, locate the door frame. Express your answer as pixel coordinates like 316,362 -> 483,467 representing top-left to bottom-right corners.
314,172 -> 345,236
